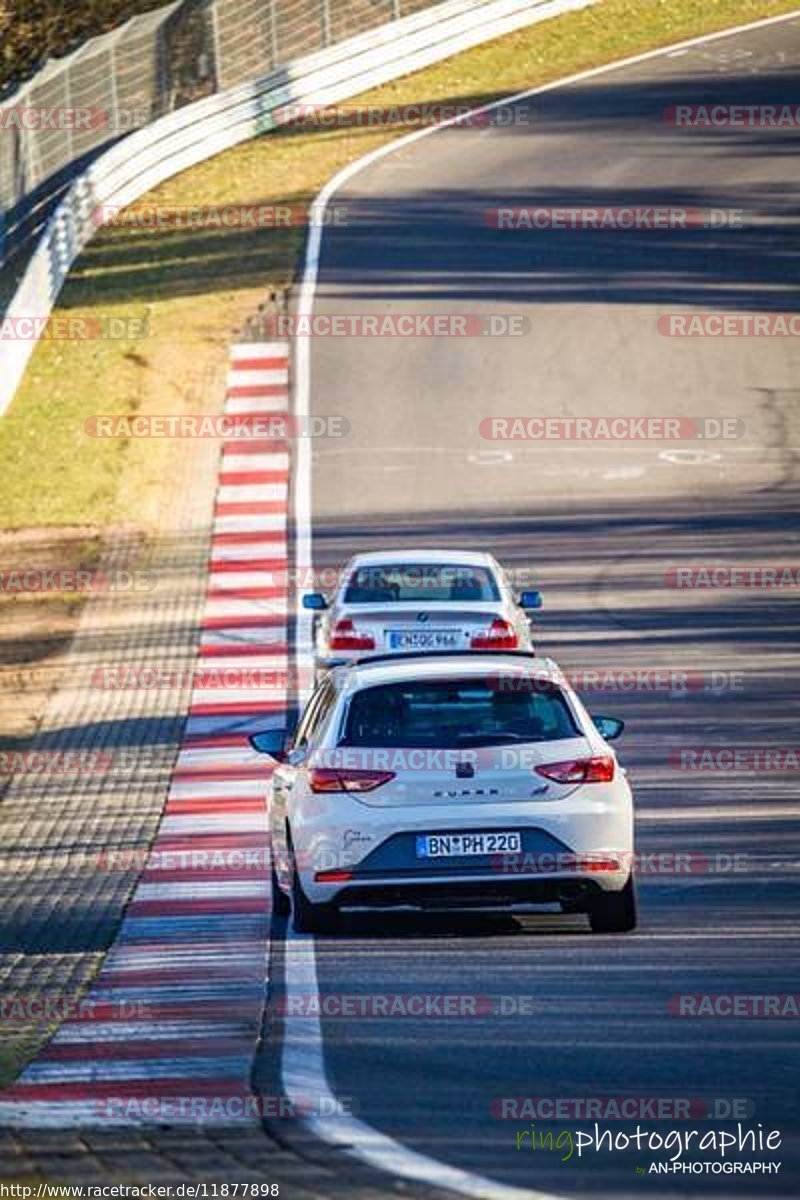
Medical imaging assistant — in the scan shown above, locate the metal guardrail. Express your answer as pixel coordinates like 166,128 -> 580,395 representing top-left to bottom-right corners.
0,0 -> 596,418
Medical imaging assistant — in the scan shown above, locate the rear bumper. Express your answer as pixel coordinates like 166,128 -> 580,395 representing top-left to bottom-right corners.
292,793 -> 633,905
325,871 -> 623,913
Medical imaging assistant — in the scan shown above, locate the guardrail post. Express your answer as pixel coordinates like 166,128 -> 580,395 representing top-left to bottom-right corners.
320,0 -> 331,48
392,0 -> 402,18
63,64 -> 75,181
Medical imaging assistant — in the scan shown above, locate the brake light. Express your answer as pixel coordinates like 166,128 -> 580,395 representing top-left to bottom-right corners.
315,868 -> 353,883
309,767 -> 395,793
534,756 -> 615,784
572,855 -> 620,873
470,618 -> 518,650
329,618 -> 375,651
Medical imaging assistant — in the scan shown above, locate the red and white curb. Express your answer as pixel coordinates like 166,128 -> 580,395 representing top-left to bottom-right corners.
0,342 -> 290,1127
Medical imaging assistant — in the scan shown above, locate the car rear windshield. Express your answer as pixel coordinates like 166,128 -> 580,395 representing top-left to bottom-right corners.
339,678 -> 580,748
343,563 -> 500,604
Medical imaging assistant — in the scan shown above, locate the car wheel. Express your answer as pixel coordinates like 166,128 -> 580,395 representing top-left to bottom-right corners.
291,853 -> 338,935
271,858 -> 291,917
588,875 -> 637,934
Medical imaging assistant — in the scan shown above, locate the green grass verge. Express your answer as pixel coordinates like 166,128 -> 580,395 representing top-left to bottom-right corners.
0,0 -> 796,529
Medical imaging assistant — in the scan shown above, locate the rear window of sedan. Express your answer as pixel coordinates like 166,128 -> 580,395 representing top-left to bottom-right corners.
343,563 -> 500,604
339,677 -> 579,748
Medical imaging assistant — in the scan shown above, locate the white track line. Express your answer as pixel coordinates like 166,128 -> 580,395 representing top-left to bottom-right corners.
282,932 -> 549,1200
286,8 -> 800,1199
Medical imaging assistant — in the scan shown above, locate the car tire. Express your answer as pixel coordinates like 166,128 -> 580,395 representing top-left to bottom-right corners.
588,875 -> 637,934
271,859 -> 291,917
291,855 -> 338,935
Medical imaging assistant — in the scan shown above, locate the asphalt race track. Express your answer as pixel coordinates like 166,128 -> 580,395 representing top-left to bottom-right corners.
266,15 -> 800,1197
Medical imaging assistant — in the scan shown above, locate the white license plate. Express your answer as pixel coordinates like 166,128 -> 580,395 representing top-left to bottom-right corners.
416,831 -> 522,858
388,630 -> 460,650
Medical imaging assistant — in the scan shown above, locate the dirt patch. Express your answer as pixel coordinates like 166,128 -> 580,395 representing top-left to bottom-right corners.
0,526 -> 142,756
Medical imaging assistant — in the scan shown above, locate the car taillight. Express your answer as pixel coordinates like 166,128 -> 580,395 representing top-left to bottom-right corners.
329,618 -> 375,652
534,756 -> 615,784
308,767 -> 395,793
470,618 -> 518,650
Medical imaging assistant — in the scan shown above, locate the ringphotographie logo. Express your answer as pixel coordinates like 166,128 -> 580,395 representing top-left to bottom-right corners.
571,1123 -> 781,1166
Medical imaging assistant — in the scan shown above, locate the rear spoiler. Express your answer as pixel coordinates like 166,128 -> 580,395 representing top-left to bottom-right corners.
349,649 -> 549,669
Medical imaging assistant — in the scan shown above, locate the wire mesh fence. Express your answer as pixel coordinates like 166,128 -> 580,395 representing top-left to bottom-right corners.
0,0 -> 442,268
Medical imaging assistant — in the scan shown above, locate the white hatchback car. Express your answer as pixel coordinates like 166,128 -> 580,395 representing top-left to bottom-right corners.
302,549 -> 542,676
252,652 -> 636,935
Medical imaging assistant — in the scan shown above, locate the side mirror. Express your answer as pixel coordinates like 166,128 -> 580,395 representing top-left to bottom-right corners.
518,589 -> 543,611
302,592 -> 327,611
250,729 -> 289,760
592,715 -> 625,741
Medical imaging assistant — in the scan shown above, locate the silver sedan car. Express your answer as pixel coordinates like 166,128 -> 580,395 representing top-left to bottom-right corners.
303,549 -> 543,676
